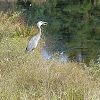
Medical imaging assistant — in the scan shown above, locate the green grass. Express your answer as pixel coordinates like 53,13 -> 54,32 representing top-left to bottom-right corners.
0,12 -> 100,100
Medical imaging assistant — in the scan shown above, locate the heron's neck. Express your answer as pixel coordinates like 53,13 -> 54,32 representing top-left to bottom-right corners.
38,26 -> 41,34
37,26 -> 41,39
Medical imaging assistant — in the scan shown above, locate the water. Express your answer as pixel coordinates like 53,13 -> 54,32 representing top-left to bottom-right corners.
0,0 -> 100,64
0,0 -> 16,12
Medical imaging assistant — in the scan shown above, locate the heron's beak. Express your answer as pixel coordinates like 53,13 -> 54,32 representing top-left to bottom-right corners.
43,22 -> 48,25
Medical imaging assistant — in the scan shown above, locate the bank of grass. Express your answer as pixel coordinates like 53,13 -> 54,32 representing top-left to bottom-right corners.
0,12 -> 100,100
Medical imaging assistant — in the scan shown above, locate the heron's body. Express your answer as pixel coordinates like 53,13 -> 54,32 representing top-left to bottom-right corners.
25,32 -> 41,52
25,21 -> 47,53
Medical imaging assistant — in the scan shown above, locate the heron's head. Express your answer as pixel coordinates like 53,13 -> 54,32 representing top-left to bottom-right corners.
37,21 -> 47,28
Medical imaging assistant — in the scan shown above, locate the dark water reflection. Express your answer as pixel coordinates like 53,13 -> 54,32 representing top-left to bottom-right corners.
0,0 -> 100,64
0,1 -> 16,12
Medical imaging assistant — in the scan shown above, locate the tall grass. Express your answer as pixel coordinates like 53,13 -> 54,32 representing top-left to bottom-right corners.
0,12 -> 100,100
0,11 -> 38,38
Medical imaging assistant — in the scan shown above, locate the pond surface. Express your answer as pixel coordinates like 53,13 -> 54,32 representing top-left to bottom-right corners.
0,0 -> 100,64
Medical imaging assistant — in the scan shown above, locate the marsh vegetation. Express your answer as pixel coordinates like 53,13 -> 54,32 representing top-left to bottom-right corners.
0,11 -> 100,100
0,0 -> 100,100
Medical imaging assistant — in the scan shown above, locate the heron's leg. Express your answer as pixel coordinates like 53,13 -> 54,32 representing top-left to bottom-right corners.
32,48 -> 35,51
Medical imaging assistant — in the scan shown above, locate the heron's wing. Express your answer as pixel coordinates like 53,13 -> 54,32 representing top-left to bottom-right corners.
26,36 -> 37,52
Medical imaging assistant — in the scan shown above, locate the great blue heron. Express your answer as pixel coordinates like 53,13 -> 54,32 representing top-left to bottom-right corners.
25,21 -> 47,53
